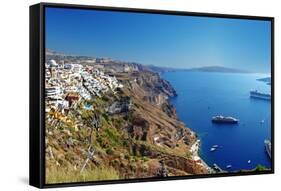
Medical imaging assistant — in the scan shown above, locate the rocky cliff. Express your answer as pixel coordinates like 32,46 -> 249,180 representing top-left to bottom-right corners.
45,61 -> 209,183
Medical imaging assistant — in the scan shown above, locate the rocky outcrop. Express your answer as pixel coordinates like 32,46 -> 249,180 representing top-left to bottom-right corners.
134,71 -> 177,98
107,97 -> 133,114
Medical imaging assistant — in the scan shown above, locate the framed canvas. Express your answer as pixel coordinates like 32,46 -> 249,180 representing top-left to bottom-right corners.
29,2 -> 274,188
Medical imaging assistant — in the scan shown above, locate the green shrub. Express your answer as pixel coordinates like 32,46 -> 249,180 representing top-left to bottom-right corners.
255,165 -> 269,171
124,154 -> 130,160
103,128 -> 121,146
106,148 -> 114,155
102,113 -> 109,121
142,156 -> 149,162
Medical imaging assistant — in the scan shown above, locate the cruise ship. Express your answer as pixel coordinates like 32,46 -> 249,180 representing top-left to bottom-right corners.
212,115 -> 239,124
264,139 -> 271,159
250,90 -> 271,100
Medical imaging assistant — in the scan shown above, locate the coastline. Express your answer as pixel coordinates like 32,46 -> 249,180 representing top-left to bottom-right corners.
190,139 -> 214,173
161,72 -> 213,174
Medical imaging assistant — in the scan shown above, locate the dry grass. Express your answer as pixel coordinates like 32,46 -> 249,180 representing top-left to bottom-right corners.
46,166 -> 119,184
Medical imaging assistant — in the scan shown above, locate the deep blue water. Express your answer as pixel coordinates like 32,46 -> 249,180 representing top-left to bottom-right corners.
162,71 -> 271,171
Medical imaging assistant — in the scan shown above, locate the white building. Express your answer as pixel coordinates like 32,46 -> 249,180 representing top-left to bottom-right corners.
72,64 -> 83,73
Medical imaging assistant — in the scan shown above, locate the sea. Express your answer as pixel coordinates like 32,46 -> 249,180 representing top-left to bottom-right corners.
162,71 -> 272,171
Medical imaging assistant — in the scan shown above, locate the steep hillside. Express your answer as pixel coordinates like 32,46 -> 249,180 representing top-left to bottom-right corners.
45,59 -> 210,184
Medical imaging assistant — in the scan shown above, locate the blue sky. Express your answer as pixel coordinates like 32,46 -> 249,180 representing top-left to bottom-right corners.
46,7 -> 271,73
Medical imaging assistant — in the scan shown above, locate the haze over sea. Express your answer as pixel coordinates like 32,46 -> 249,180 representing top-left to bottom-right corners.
162,71 -> 271,171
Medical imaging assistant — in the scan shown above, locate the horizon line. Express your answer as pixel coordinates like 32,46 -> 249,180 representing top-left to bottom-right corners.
46,48 -> 271,74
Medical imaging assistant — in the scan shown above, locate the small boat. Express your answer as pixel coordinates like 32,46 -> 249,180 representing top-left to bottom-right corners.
226,165 -> 232,169
212,145 -> 219,148
260,120 -> 265,124
264,139 -> 271,158
210,147 -> 216,152
248,160 -> 251,164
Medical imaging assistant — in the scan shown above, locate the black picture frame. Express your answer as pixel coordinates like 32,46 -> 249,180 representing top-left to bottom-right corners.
30,2 -> 274,188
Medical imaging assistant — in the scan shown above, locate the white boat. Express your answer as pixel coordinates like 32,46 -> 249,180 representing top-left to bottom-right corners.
210,147 -> 216,152
250,90 -> 271,100
212,115 -> 239,124
248,160 -> 251,164
226,165 -> 232,169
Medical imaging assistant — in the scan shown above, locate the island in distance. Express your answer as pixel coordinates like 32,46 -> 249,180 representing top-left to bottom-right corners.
257,77 -> 271,85
46,51 -> 252,74
185,66 -> 251,73
142,65 -> 252,74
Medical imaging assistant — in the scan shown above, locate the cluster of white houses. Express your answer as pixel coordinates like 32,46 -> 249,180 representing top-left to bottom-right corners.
45,59 -> 123,112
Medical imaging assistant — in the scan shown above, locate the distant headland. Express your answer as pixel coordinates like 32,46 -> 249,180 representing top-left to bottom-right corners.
186,66 -> 252,73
